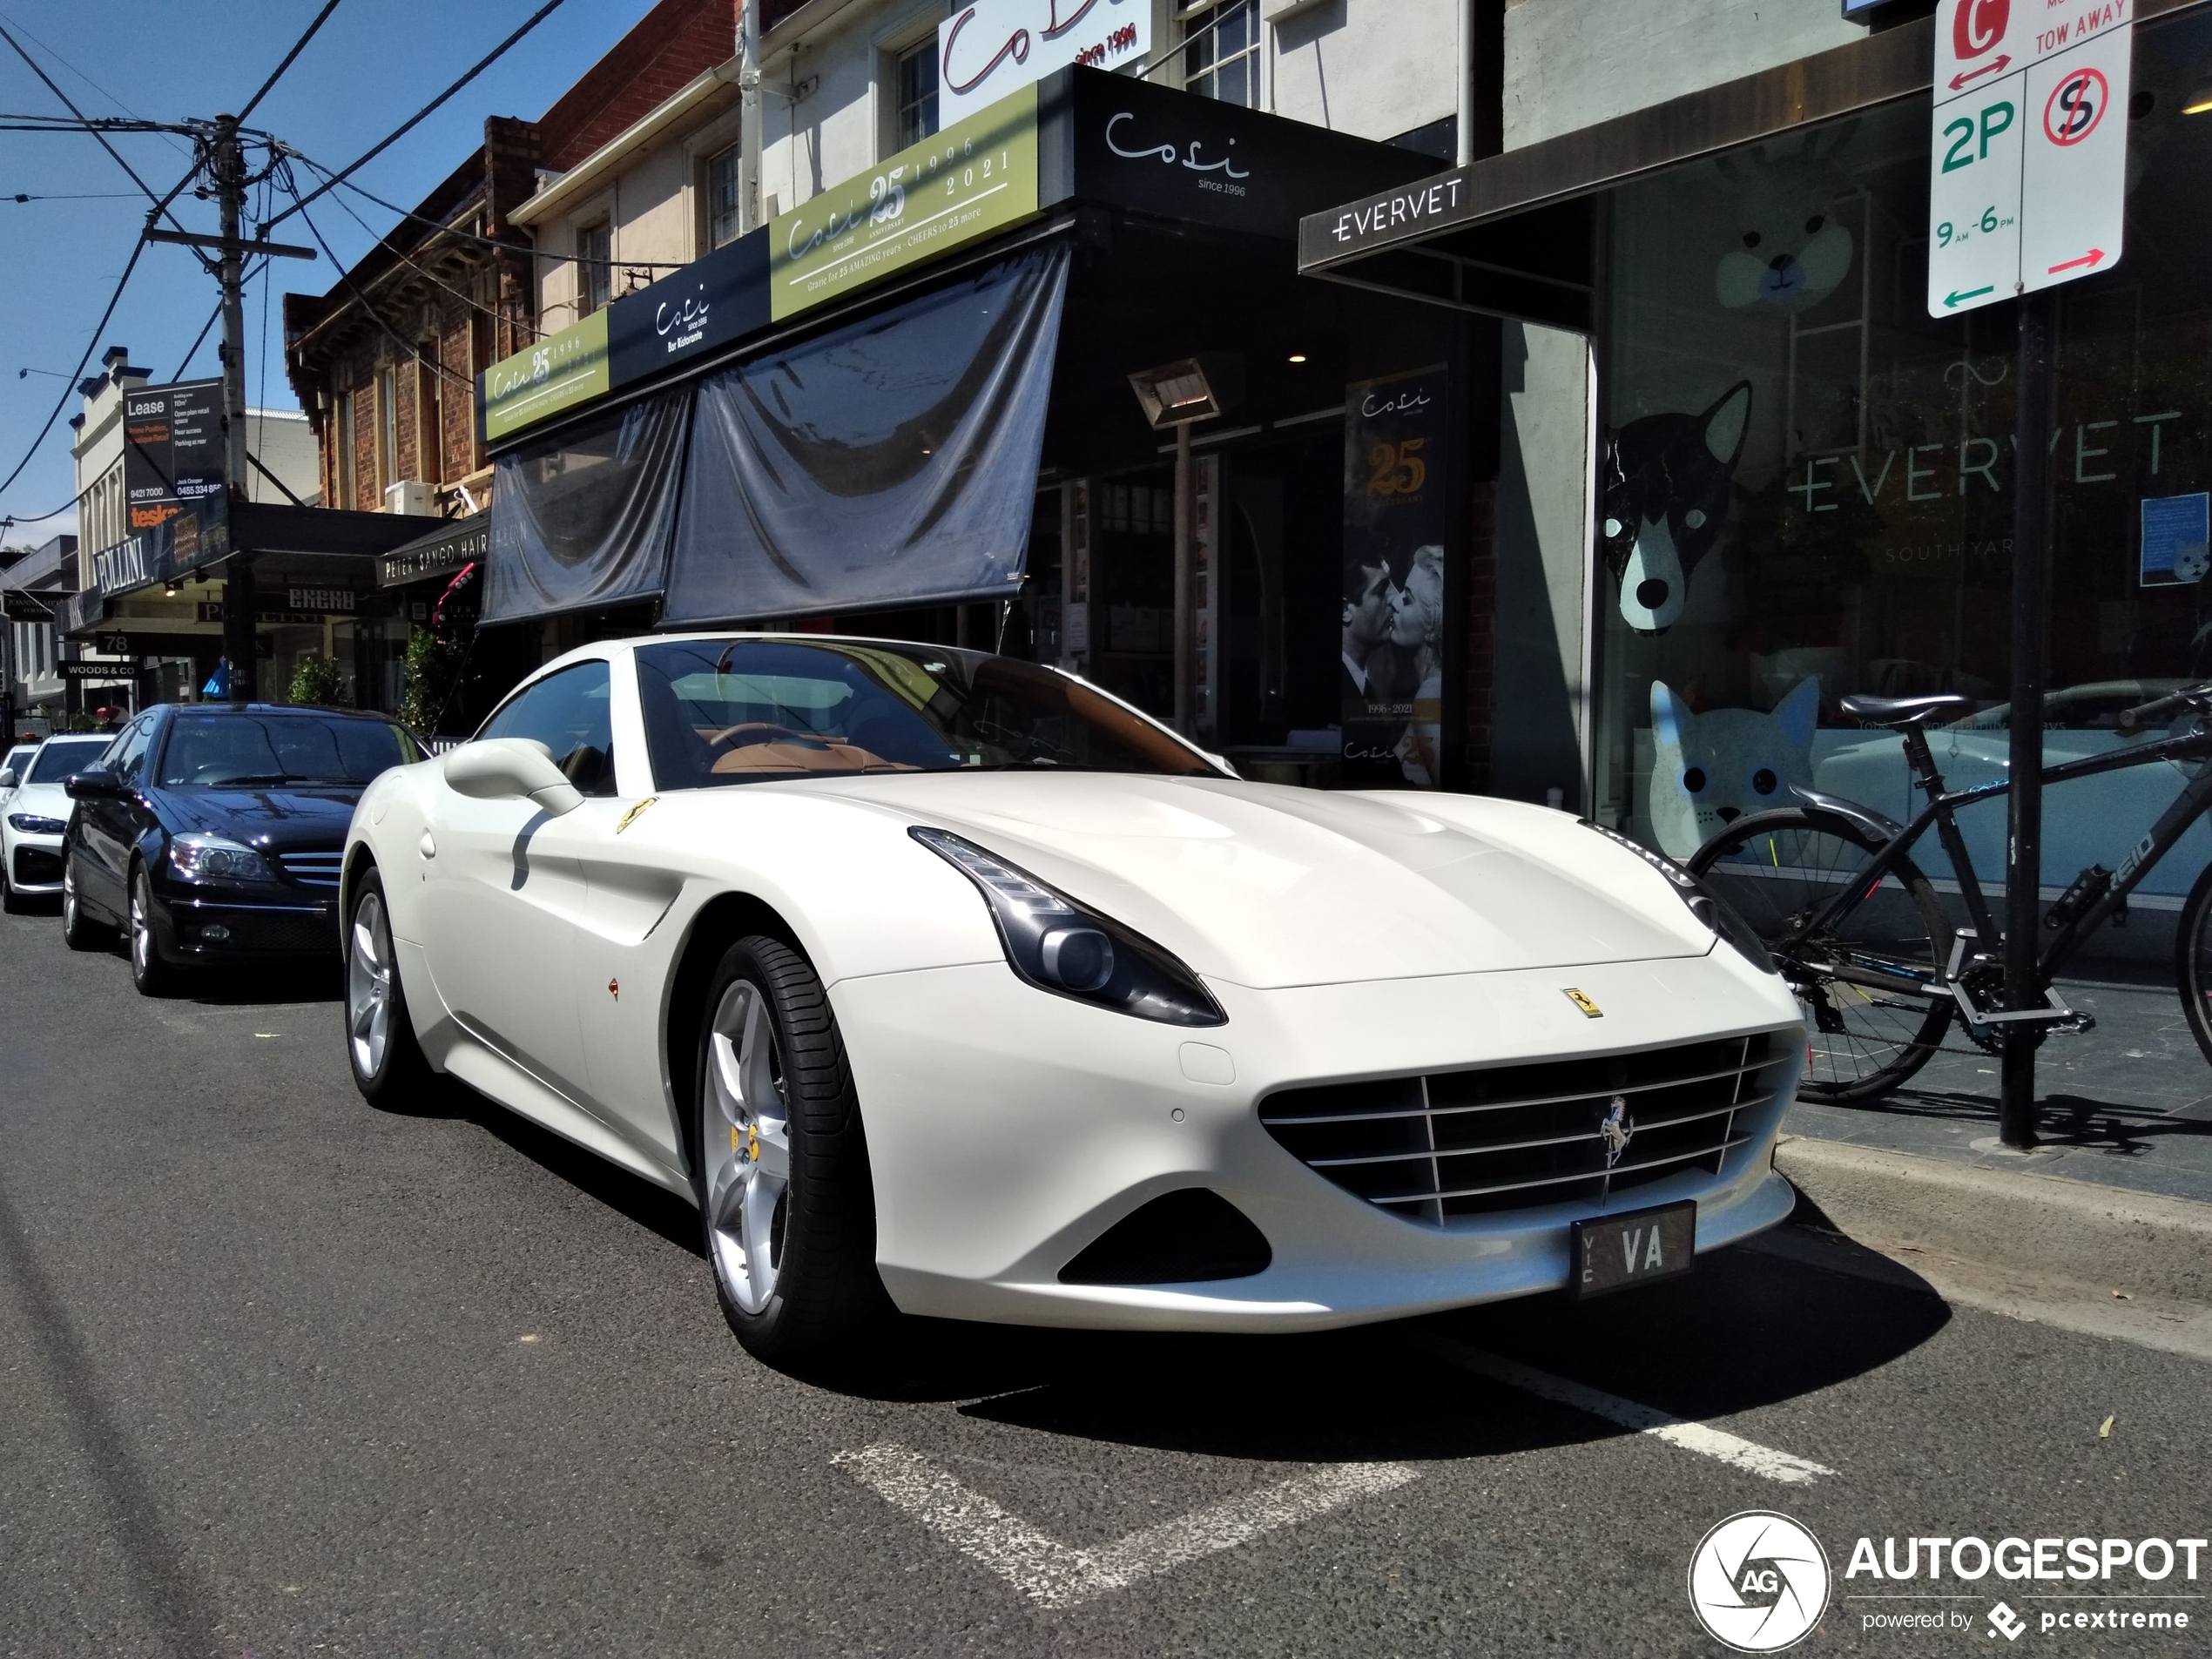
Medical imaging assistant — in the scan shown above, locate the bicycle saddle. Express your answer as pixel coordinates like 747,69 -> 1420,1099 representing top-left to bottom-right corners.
1838,692 -> 1971,727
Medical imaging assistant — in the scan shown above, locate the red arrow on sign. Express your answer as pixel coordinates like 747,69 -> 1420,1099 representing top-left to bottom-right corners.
1950,53 -> 2013,89
2047,249 -> 2106,273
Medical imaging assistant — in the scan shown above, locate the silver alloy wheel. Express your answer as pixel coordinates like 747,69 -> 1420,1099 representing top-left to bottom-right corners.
347,890 -> 394,1078
131,873 -> 152,974
61,858 -> 78,930
704,978 -> 792,1314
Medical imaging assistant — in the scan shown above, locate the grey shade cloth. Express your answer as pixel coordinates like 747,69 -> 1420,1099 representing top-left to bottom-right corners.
661,245 -> 1069,624
482,388 -> 690,624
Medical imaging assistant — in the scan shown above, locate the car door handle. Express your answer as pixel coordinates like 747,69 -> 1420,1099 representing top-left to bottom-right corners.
419,832 -> 436,860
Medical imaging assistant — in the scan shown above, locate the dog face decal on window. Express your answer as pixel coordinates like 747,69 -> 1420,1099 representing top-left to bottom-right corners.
1599,381 -> 1752,635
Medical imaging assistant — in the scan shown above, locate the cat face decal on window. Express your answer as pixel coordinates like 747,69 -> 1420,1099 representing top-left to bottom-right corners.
1599,381 -> 1752,635
1645,676 -> 1819,860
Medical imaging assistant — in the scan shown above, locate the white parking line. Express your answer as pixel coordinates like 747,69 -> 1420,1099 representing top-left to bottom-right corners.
1409,1334 -> 1838,1487
832,1442 -> 1418,1608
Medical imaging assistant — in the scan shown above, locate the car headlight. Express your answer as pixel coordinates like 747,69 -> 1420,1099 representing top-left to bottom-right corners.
7,813 -> 66,835
912,827 -> 1227,1026
1581,820 -> 1777,974
168,833 -> 277,885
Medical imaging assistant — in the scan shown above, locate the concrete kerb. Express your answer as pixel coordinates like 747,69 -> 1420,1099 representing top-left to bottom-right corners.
1759,1134 -> 2212,1359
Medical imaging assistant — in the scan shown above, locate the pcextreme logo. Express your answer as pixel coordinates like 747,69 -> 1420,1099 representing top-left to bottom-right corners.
1689,1512 -> 1832,1652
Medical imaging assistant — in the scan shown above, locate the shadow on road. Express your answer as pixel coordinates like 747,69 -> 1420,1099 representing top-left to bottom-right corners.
773,1218 -> 1949,1468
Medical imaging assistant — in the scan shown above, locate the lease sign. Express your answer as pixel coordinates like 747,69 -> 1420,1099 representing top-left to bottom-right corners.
1926,0 -> 2131,317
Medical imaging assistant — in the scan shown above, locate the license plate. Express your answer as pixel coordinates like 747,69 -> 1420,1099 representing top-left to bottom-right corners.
1572,1200 -> 1696,1298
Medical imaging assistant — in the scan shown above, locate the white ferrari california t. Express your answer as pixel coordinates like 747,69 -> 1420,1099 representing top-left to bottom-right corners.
340,634 -> 1804,1359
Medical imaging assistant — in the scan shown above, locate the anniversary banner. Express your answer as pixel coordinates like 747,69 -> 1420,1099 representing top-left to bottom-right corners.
1340,363 -> 1449,787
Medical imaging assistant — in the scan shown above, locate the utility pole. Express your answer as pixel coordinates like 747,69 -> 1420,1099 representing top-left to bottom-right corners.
213,113 -> 255,705
2000,288 -> 2055,1150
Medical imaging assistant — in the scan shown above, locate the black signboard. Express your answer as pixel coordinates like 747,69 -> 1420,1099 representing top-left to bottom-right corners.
608,233 -> 771,390
2,590 -> 55,622
94,377 -> 232,597
1064,68 -> 1431,242
60,660 -> 138,681
379,516 -> 490,588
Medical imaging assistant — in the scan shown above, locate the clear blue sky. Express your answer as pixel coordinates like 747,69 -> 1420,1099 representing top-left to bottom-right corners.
0,0 -> 664,543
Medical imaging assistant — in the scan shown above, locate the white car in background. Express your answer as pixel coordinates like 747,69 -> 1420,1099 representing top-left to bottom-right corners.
340,636 -> 1804,1361
0,743 -> 35,811
3,733 -> 115,914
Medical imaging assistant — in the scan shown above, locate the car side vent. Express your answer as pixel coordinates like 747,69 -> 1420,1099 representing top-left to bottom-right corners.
1058,1189 -> 1272,1285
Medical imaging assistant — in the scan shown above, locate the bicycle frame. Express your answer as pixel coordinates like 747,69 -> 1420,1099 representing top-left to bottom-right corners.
1797,719 -> 2212,993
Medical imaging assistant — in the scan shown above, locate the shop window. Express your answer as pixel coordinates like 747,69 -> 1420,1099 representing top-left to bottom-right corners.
894,37 -> 939,151
578,221 -> 612,316
1590,8 -> 2212,903
1180,1 -> 1258,108
705,143 -> 742,249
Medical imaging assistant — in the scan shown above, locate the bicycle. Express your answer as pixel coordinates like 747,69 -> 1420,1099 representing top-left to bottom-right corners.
1684,684 -> 2212,1102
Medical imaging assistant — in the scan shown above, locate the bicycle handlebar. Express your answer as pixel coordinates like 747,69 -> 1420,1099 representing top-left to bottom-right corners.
2119,685 -> 2212,731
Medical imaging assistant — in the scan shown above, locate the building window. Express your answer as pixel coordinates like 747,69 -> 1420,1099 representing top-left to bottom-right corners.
578,221 -> 611,315
1181,1 -> 1258,107
333,388 -> 356,509
894,37 -> 939,151
706,144 -> 741,249
374,366 -> 398,496
416,347 -> 444,486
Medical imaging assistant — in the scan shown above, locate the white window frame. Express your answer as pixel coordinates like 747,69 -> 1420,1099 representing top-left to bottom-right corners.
872,1 -> 946,161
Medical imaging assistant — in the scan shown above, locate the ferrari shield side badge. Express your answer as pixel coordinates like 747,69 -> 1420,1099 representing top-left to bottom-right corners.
1564,988 -> 1603,1018
616,796 -> 658,833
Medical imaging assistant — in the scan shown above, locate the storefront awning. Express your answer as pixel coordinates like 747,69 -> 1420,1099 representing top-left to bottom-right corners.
1294,12 -> 1948,325
380,515 -> 490,589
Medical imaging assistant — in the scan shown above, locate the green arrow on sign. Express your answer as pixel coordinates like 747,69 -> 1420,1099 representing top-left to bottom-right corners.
1944,285 -> 1996,307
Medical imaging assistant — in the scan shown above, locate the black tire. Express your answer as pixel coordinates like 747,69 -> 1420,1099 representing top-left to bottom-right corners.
344,867 -> 434,1104
0,857 -> 21,914
1689,807 -> 1953,1102
128,863 -> 183,996
2175,860 -> 2212,1069
60,847 -> 111,950
694,934 -> 886,1362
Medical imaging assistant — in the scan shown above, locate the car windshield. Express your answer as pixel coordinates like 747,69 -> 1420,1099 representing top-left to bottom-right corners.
156,714 -> 421,788
3,745 -> 35,778
634,639 -> 1220,789
27,738 -> 112,783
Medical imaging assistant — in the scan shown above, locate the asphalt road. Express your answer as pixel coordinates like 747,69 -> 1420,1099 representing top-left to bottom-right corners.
3,899 -> 2208,1657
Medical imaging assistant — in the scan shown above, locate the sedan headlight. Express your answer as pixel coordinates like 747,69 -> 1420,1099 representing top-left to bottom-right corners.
168,833 -> 277,885
912,827 -> 1227,1026
7,812 -> 66,835
1581,820 -> 1777,974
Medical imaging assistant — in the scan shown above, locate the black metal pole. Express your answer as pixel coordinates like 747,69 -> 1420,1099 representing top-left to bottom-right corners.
2001,289 -> 2054,1148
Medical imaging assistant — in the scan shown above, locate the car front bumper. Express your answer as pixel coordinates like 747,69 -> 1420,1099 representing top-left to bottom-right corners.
158,891 -> 340,959
833,948 -> 1805,1332
7,830 -> 64,893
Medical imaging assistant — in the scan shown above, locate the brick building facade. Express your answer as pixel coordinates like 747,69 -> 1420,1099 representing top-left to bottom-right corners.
283,0 -> 739,523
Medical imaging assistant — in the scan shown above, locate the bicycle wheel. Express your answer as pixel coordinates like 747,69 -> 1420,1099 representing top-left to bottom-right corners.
2175,859 -> 2212,1069
1689,808 -> 1953,1102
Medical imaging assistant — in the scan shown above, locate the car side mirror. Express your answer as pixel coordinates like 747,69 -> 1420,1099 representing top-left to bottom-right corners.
64,767 -> 124,800
0,768 -> 16,790
442,738 -> 583,817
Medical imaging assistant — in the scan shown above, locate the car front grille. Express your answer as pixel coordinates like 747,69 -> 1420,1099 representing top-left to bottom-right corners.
276,849 -> 344,888
1258,1031 -> 1793,1226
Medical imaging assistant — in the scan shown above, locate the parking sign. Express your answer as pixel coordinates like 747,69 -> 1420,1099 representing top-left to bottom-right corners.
1926,0 -> 2132,317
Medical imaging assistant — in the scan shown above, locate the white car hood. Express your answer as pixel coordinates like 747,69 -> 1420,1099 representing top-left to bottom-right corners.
5,782 -> 71,826
805,773 -> 1710,988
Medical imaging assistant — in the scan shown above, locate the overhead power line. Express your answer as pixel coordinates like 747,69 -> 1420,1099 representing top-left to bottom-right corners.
0,232 -> 148,501
264,0 -> 572,233
0,24 -> 200,245
283,185 -> 475,389
237,0 -> 346,122
288,151 -> 686,270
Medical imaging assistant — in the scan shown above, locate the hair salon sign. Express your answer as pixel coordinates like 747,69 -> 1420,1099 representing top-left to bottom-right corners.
938,0 -> 1148,126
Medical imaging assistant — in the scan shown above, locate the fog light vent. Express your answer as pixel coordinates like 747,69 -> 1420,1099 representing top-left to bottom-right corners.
1057,1189 -> 1271,1285
201,924 -> 231,942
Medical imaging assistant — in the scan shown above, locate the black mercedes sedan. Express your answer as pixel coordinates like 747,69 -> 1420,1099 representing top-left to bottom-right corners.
60,702 -> 423,994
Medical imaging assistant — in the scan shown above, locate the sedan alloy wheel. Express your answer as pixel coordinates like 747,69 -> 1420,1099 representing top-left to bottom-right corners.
703,977 -> 793,1314
347,888 -> 395,1078
130,866 -> 178,995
